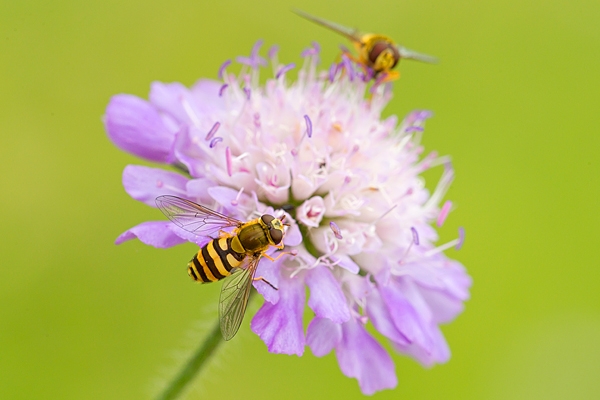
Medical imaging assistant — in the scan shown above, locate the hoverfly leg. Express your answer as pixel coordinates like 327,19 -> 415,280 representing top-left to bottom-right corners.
378,70 -> 400,83
263,249 -> 297,262
253,276 -> 278,291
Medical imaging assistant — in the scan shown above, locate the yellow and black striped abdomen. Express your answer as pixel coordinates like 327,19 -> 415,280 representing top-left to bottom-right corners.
187,237 -> 246,282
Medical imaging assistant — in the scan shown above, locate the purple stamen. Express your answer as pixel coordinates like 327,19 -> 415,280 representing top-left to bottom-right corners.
243,87 -> 251,100
437,200 -> 452,227
370,72 -> 388,94
251,39 -> 264,57
219,84 -> 228,97
268,44 -> 279,59
237,40 -> 267,68
328,63 -> 338,83
209,137 -> 223,148
311,41 -> 321,53
456,227 -> 465,250
341,54 -> 355,81
300,47 -> 317,58
406,126 -> 424,133
276,63 -> 296,79
225,146 -> 232,177
304,115 -> 312,138
231,187 -> 244,206
218,59 -> 231,80
330,221 -> 343,239
410,227 -> 420,246
205,121 -> 221,141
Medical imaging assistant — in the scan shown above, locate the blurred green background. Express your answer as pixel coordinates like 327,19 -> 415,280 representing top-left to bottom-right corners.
1,0 -> 599,398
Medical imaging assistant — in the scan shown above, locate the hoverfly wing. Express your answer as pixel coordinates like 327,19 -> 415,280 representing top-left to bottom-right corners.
218,256 -> 261,340
293,9 -> 361,43
156,195 -> 243,237
397,45 -> 439,64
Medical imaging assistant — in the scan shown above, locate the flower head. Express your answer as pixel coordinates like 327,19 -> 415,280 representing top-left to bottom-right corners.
105,41 -> 471,395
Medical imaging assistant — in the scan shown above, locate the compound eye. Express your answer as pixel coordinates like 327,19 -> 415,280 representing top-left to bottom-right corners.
269,228 -> 283,245
261,215 -> 275,227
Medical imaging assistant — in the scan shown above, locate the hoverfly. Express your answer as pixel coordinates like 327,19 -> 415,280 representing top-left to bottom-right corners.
294,9 -> 437,81
156,195 -> 289,340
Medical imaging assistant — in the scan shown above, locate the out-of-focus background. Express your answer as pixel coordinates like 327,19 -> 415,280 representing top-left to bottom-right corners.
1,0 -> 599,398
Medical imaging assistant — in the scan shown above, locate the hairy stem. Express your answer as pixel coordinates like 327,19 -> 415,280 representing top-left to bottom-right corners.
156,321 -> 223,400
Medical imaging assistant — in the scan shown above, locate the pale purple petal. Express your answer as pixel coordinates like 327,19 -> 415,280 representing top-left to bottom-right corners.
330,255 -> 360,274
104,94 -> 175,162
306,317 -> 342,357
185,178 -> 218,206
336,318 -> 397,395
365,286 -> 410,346
149,81 -> 190,124
253,256 -> 283,304
306,266 -> 350,323
377,276 -> 434,351
122,165 -> 188,206
393,324 -> 451,367
282,217 -> 302,247
251,274 -> 305,355
115,221 -> 186,248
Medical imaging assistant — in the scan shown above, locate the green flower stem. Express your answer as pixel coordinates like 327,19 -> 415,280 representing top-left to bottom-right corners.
156,321 -> 223,400
157,290 -> 257,400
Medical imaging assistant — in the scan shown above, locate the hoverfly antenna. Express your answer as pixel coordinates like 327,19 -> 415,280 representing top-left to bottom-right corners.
278,214 -> 291,227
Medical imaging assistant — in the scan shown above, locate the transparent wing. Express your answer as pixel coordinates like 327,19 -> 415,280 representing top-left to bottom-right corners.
155,195 -> 243,237
398,45 -> 439,64
218,256 -> 261,341
293,9 -> 361,42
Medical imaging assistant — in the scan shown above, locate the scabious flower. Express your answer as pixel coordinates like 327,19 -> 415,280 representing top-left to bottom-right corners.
105,40 -> 471,395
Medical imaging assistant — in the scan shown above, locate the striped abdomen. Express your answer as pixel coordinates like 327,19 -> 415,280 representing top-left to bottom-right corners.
187,237 -> 245,282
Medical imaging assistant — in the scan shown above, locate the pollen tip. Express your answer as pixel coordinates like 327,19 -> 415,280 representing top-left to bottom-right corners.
437,200 -> 453,227
243,87 -> 251,100
219,84 -> 228,97
330,221 -> 343,239
205,121 -> 221,141
290,249 -> 299,256
218,59 -> 232,80
276,63 -> 295,79
304,115 -> 312,138
456,227 -> 465,250
411,227 -> 420,245
209,137 -> 223,148
268,44 -> 279,59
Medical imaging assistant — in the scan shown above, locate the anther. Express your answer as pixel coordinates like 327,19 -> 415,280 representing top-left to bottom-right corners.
411,227 -> 419,245
219,84 -> 228,97
209,137 -> 223,148
205,122 -> 220,141
276,63 -> 296,79
304,114 -> 313,138
437,200 -> 452,227
330,221 -> 343,239
456,227 -> 465,250
268,45 -> 279,59
218,59 -> 231,80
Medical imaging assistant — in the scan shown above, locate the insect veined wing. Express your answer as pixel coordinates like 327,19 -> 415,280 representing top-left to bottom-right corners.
293,9 -> 361,43
397,45 -> 439,64
156,195 -> 243,237
219,256 -> 261,340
